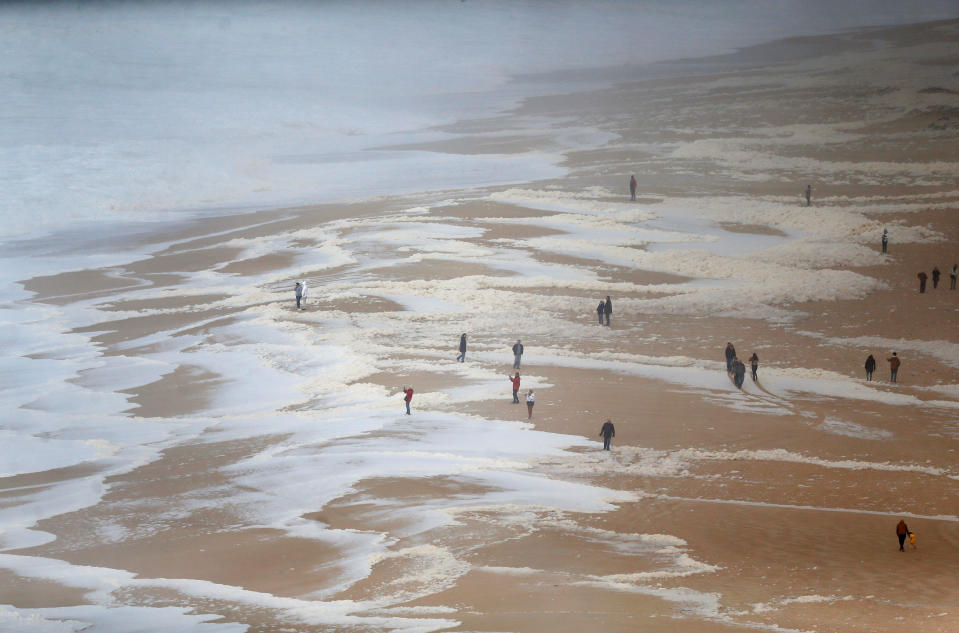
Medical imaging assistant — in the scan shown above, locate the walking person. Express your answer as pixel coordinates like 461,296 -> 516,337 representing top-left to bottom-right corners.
599,419 -> 615,451
918,271 -> 927,293
864,354 -> 876,381
950,263 -> 957,290
749,353 -> 759,381
724,342 -> 736,373
403,386 -> 413,415
508,372 -> 521,403
887,352 -> 900,383
629,174 -> 637,201
732,357 -> 746,389
294,281 -> 304,310
804,184 -> 812,207
932,266 -> 941,289
896,519 -> 910,552
512,340 -> 524,369
596,300 -> 605,325
881,228 -> 888,254
456,333 -> 467,362
525,390 -> 535,419
603,295 -> 612,327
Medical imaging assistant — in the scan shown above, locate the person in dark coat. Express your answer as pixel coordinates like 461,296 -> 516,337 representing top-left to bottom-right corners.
724,342 -> 736,373
603,296 -> 612,326
804,184 -> 812,206
749,353 -> 759,381
732,358 -> 746,389
896,519 -> 910,552
596,300 -> 605,325
599,419 -> 615,450
864,354 -> 876,381
932,266 -> 940,289
881,228 -> 888,254
512,340 -> 524,369
456,333 -> 467,362
950,264 -> 957,290
918,271 -> 927,293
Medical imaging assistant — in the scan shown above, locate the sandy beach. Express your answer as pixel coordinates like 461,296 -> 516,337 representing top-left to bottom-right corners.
3,16 -> 959,633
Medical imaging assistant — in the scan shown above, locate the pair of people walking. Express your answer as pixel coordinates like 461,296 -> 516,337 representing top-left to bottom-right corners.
864,353 -> 900,382
596,296 -> 612,326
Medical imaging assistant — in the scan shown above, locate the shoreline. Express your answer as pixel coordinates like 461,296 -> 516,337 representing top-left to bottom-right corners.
3,17 -> 959,633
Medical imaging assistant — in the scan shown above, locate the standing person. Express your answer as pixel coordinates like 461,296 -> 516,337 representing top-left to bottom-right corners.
525,390 -> 535,419
512,340 -> 524,369
596,300 -> 605,325
603,295 -> 612,327
950,263 -> 958,290
887,352 -> 900,383
599,419 -> 615,451
749,353 -> 759,381
508,372 -> 521,404
804,184 -> 812,207
403,386 -> 413,415
864,354 -> 876,381
629,174 -> 637,201
733,358 -> 746,389
918,271 -> 927,293
896,519 -> 910,552
294,281 -> 304,310
881,228 -> 888,254
724,342 -> 736,373
932,266 -> 941,289
456,333 -> 467,362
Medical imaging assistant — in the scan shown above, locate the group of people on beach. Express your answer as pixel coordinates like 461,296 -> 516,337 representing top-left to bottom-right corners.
595,296 -> 612,326
865,352 -> 902,382
917,264 -> 957,293
724,342 -> 759,389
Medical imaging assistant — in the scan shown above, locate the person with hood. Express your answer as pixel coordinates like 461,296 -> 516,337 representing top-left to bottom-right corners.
749,353 -> 759,381
526,389 -> 535,419
724,342 -> 736,373
596,300 -> 605,325
512,339 -> 524,369
864,354 -> 876,381
732,357 -> 746,389
403,386 -> 413,415
896,519 -> 910,552
294,281 -> 304,310
918,271 -> 927,293
603,296 -> 612,327
932,266 -> 941,289
887,352 -> 901,383
456,333 -> 467,362
508,372 -> 521,403
599,419 -> 615,451
629,174 -> 637,201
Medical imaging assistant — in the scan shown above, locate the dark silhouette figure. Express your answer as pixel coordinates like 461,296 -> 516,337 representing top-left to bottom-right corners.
629,175 -> 637,201
864,354 -> 876,381
918,271 -> 927,293
749,353 -> 759,381
596,300 -> 605,325
896,519 -> 910,552
512,340 -> 524,369
603,296 -> 612,326
599,419 -> 615,450
457,333 -> 467,362
732,358 -> 746,389
724,342 -> 736,373
887,352 -> 900,383
881,228 -> 888,254
804,184 -> 812,206
932,266 -> 940,289
950,264 -> 957,290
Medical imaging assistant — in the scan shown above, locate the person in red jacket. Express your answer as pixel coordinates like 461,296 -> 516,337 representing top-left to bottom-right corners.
403,386 -> 413,415
508,372 -> 521,403
629,174 -> 637,201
